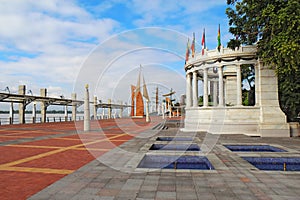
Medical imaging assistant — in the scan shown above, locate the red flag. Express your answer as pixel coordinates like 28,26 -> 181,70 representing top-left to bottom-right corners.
201,28 -> 206,55
191,32 -> 195,58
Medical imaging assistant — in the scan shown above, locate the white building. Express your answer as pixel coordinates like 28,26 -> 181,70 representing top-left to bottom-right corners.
182,45 -> 290,137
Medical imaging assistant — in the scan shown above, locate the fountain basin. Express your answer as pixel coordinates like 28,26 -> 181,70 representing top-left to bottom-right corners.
137,155 -> 214,170
224,145 -> 286,152
149,144 -> 200,151
242,157 -> 300,171
156,137 -> 193,141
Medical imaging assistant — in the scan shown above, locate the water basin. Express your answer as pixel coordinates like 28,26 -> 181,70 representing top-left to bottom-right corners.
156,137 -> 193,141
224,145 -> 286,152
149,144 -> 200,151
242,157 -> 300,171
137,155 -> 214,170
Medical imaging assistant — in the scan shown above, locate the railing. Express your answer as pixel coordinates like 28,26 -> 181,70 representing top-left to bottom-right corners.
0,114 -> 128,125
0,115 -> 84,125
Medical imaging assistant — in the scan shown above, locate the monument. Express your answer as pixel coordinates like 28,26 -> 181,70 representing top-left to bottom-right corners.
131,66 -> 150,121
182,45 -> 290,137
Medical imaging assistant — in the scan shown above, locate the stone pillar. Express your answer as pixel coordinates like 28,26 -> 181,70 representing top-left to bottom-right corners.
108,99 -> 112,119
32,102 -> 36,123
71,93 -> 77,121
84,84 -> 90,131
93,96 -> 97,120
255,64 -> 259,106
102,108 -> 105,119
203,68 -> 208,107
218,66 -> 224,106
9,102 -> 14,124
213,81 -> 218,106
236,64 -> 242,106
186,73 -> 192,107
157,103 -> 161,116
192,71 -> 198,107
162,103 -> 165,119
40,88 -> 47,123
169,100 -> 172,118
258,61 -> 289,137
64,105 -> 68,122
18,85 -> 26,124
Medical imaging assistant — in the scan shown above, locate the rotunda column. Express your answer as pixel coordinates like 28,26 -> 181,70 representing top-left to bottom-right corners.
192,71 -> 198,107
236,64 -> 242,106
218,66 -> 224,107
203,68 -> 208,107
186,73 -> 192,107
254,63 -> 259,106
213,80 -> 218,106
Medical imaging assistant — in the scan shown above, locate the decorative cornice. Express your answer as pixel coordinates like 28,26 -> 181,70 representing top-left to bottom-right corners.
185,45 -> 258,71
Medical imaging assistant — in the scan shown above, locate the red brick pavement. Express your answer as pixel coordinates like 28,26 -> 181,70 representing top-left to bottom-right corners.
0,117 -> 162,200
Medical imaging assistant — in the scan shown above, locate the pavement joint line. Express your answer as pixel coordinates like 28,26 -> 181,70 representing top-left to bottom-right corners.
0,135 -> 33,138
74,148 -> 109,151
6,144 -> 110,151
0,133 -> 128,168
53,137 -> 87,141
0,166 -> 74,175
7,144 -> 63,149
4,130 -> 44,136
0,130 -> 79,146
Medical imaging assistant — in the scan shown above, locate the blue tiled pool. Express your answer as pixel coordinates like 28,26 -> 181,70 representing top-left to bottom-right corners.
156,137 -> 193,141
149,144 -> 200,151
242,157 -> 300,171
224,145 -> 286,152
137,155 -> 214,170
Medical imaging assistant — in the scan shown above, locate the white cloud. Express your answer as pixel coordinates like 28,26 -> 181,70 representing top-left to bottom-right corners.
72,28 -> 188,103
0,0 -> 120,103
0,0 -> 230,111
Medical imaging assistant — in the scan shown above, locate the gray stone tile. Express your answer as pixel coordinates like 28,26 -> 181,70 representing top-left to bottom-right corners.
156,191 -> 176,199
136,190 -> 156,199
176,191 -> 198,200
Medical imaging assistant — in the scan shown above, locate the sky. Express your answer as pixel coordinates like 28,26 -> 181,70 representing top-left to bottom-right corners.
0,0 -> 233,111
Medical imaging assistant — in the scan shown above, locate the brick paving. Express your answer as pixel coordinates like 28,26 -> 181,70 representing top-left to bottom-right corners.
1,117 -> 300,200
0,118 -> 159,200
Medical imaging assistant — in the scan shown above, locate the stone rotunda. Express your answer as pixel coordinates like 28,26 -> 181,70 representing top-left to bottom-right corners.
182,45 -> 289,137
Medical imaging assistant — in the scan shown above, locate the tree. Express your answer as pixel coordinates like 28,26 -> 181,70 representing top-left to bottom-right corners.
226,0 -> 300,121
241,64 -> 255,106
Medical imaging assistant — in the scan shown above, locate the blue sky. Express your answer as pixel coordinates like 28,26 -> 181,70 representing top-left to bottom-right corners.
0,0 -> 232,110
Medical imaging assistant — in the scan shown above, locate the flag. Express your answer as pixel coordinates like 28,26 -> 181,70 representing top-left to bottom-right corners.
191,32 -> 195,58
201,28 -> 206,55
142,76 -> 150,101
217,24 -> 221,52
185,38 -> 190,63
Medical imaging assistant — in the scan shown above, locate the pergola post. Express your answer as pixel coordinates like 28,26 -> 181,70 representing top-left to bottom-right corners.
18,85 -> 26,124
40,88 -> 47,123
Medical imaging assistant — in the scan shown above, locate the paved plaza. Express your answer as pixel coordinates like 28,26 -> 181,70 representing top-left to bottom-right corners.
25,119 -> 300,200
0,118 -> 299,199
